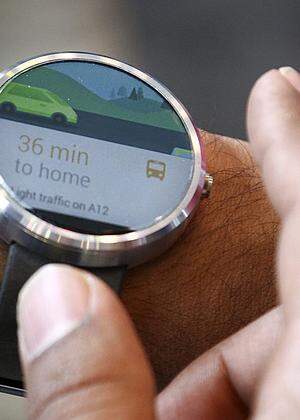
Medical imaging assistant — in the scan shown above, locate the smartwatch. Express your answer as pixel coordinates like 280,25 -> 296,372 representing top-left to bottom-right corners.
0,52 -> 212,396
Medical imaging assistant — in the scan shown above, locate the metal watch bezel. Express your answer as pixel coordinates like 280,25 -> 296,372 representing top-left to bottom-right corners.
0,51 -> 206,267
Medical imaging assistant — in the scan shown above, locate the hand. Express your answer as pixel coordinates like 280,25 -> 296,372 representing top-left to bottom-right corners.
16,67 -> 300,419
0,95 -> 280,391
159,67 -> 300,418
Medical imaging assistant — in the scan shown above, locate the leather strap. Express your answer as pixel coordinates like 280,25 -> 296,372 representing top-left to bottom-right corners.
0,243 -> 126,396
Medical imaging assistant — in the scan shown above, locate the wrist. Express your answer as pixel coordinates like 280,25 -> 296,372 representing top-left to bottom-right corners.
125,129 -> 279,390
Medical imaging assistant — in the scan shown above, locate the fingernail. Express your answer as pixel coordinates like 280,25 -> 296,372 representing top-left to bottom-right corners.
279,67 -> 300,91
279,66 -> 296,76
17,264 -> 90,362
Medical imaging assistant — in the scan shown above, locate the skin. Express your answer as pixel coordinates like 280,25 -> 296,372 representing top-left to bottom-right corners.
123,126 -> 279,390
7,66 -> 300,418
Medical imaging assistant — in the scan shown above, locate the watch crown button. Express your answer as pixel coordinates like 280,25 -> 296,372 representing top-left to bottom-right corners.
202,173 -> 213,197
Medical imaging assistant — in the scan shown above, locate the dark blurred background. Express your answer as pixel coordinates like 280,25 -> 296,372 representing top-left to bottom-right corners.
0,0 -> 300,140
132,0 -> 300,139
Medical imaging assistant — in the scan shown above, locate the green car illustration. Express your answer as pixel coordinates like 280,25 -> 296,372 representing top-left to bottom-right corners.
0,82 -> 78,124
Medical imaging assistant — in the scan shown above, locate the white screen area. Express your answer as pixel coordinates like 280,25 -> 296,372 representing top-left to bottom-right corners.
0,119 -> 194,230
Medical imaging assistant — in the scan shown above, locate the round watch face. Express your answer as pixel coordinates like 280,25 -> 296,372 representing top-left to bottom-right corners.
0,55 -> 201,236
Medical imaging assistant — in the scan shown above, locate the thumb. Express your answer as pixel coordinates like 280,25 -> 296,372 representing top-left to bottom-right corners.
17,264 -> 155,419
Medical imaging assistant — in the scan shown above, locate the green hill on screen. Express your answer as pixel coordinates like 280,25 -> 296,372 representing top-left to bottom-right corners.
15,67 -> 184,132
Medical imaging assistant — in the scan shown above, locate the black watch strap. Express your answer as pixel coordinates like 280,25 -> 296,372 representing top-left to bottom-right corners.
0,243 -> 126,395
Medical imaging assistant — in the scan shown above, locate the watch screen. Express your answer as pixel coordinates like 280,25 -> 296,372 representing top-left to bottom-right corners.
0,60 -> 195,234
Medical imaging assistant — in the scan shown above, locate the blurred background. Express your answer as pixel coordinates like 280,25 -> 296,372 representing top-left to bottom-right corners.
0,0 -> 299,417
0,0 -> 299,140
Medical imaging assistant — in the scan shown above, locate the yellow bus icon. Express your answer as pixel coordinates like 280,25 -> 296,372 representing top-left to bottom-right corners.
146,160 -> 166,181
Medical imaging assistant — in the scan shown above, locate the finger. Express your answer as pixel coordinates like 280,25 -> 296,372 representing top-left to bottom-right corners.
247,68 -> 300,418
247,68 -> 300,321
17,264 -> 155,420
247,68 -> 300,217
156,307 -> 282,420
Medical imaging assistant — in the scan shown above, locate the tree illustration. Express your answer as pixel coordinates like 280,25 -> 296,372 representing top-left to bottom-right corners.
117,86 -> 127,98
137,86 -> 144,100
110,88 -> 116,99
129,87 -> 138,100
